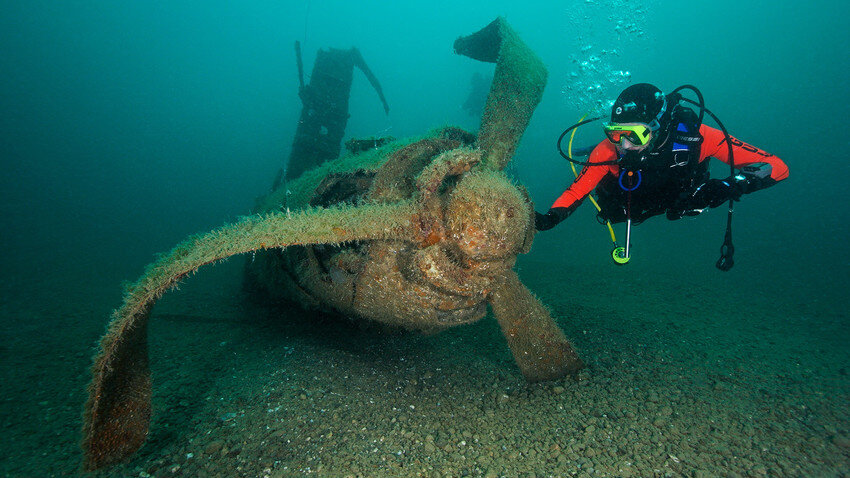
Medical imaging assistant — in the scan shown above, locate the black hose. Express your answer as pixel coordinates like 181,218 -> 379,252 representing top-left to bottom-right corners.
678,97 -> 735,173
556,116 -> 619,166
678,95 -> 738,271
671,84 -> 705,126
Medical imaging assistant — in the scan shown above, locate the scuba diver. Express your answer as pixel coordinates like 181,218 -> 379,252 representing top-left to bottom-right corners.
535,83 -> 789,270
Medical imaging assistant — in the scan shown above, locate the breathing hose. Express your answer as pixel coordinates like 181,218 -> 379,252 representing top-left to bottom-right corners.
565,115 -> 627,264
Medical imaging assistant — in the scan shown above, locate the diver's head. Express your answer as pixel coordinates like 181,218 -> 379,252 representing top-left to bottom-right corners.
604,83 -> 670,154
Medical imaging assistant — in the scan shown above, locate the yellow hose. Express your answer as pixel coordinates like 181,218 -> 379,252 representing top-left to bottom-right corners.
568,115 -> 617,244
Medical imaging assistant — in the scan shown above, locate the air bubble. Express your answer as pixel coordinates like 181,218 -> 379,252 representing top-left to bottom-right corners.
561,0 -> 655,114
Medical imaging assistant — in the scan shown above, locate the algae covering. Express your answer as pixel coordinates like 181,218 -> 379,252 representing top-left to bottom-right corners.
82,17 -> 582,471
283,43 -> 389,182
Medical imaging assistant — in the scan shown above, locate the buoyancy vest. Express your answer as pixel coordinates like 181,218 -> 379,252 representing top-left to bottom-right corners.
594,106 -> 708,224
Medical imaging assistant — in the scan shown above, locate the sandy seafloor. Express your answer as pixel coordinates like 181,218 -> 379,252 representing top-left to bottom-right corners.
1,255 -> 848,477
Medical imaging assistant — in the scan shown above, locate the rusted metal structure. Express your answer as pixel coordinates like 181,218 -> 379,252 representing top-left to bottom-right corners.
82,18 -> 583,471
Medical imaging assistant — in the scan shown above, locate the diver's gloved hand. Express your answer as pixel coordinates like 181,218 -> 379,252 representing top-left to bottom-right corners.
736,162 -> 777,194
534,211 -> 555,231
690,178 -> 744,209
535,206 -> 574,231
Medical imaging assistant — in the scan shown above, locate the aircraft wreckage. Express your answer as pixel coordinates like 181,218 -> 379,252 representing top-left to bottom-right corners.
82,17 -> 584,470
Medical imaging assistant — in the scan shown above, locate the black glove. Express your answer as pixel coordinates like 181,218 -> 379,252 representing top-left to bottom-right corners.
689,178 -> 744,209
673,164 -> 776,219
535,211 -> 554,231
535,206 -> 575,231
737,162 -> 777,194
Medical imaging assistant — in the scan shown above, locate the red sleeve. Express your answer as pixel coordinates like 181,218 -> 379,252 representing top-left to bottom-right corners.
699,125 -> 789,181
551,140 -> 617,209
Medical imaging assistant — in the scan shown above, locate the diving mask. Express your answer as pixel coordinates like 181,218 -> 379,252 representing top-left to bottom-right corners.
603,123 -> 653,146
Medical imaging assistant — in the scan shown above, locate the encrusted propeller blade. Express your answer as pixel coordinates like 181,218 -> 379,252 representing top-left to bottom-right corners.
454,17 -> 547,171
82,202 -> 415,470
489,270 -> 584,382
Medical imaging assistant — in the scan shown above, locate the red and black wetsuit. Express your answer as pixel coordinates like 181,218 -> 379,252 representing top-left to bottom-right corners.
537,123 -> 789,230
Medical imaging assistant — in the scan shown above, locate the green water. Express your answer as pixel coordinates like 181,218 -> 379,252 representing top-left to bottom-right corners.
1,1 -> 847,476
